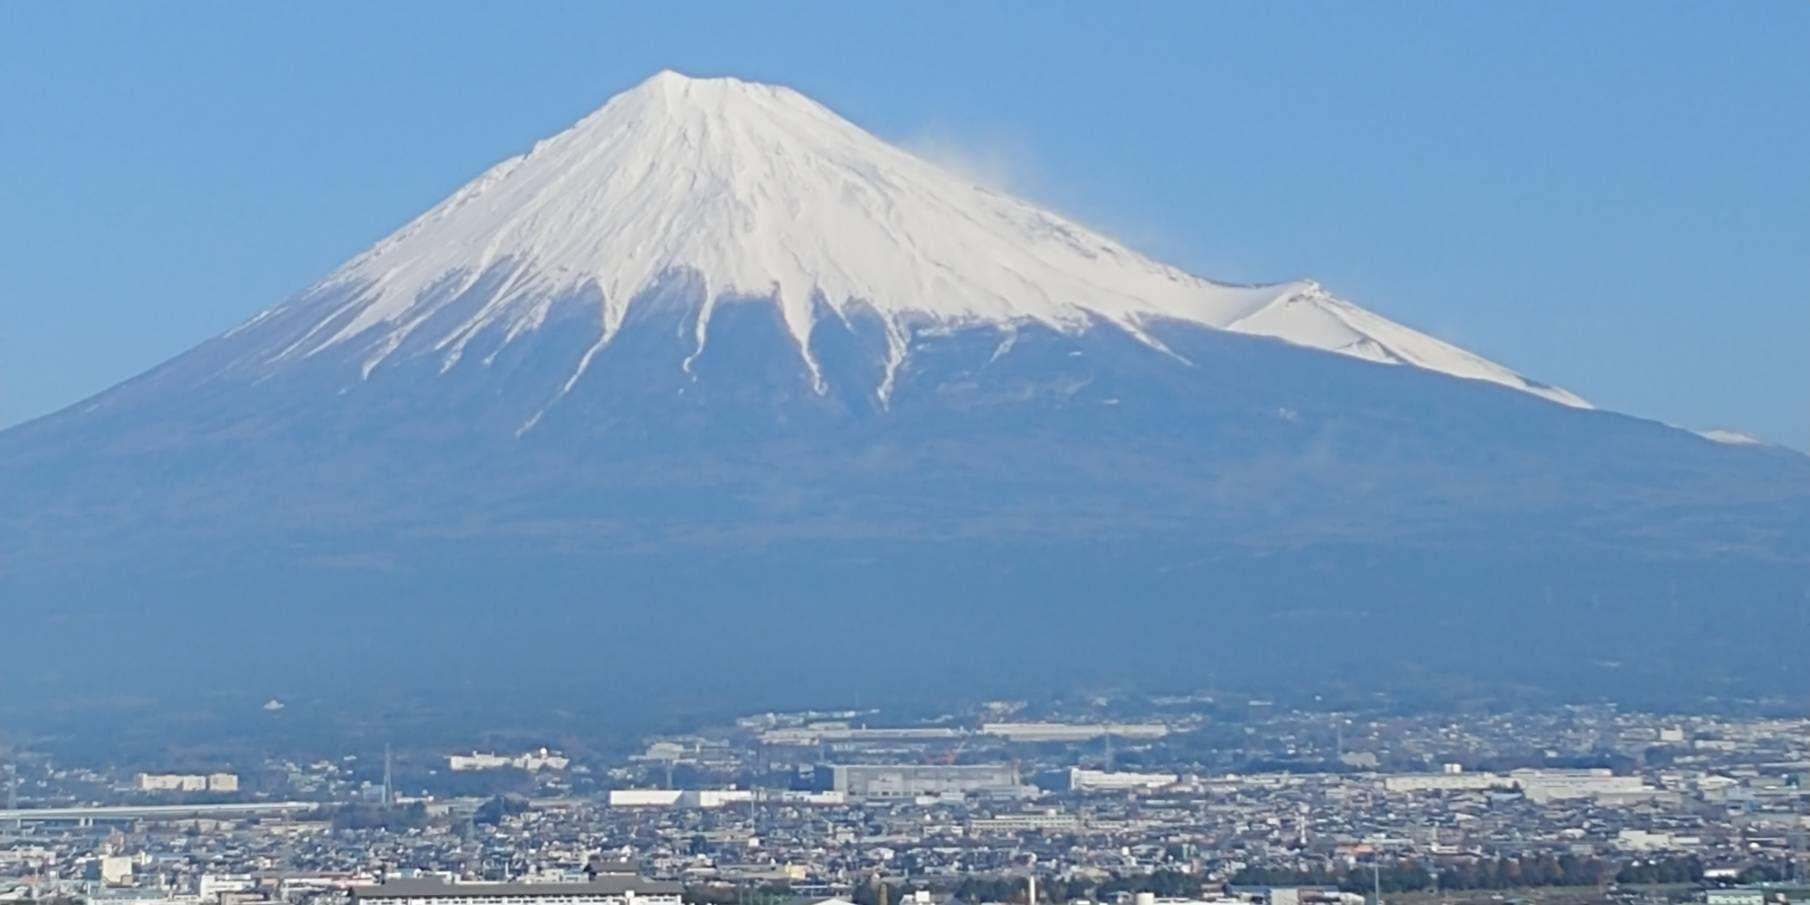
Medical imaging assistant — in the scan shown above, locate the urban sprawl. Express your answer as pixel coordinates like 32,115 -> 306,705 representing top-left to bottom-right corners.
3,700 -> 1808,905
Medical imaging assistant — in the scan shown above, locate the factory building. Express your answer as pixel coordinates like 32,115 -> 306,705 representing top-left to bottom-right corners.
980,722 -> 1168,742
1509,768 -> 1655,802
134,773 -> 239,793
759,726 -> 964,746
1381,767 -> 1657,803
1067,768 -> 1179,792
1381,771 -> 1503,793
447,749 -> 570,772
828,764 -> 1025,800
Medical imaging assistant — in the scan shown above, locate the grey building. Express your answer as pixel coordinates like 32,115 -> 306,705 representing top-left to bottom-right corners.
828,764 -> 1022,799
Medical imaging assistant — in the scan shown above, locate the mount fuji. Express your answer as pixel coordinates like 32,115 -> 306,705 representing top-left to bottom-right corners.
3,72 -> 1806,707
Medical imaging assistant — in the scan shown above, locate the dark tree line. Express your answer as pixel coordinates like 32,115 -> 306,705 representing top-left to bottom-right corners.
1235,855 -> 1714,892
699,855 -> 1713,905
1094,871 -> 1202,899
1442,854 -> 1617,890
1234,862 -> 1437,894
1233,853 -> 1690,893
684,884 -> 796,905
1730,862 -> 1792,885
841,870 -> 1205,905
1615,857 -> 1704,885
948,870 -> 1202,903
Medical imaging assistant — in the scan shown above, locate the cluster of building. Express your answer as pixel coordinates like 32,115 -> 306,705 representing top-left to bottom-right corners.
447,752 -> 571,774
1,700 -> 1807,905
133,774 -> 241,794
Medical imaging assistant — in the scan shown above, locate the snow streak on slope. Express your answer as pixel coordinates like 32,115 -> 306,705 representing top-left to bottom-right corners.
1695,428 -> 1765,446
253,70 -> 1587,409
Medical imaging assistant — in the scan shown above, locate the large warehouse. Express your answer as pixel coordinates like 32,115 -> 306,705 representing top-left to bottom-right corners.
828,764 -> 1024,800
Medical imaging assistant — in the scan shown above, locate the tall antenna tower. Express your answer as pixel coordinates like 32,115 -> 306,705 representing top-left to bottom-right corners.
4,761 -> 18,825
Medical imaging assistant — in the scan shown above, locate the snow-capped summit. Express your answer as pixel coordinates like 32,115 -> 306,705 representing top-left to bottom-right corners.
247,69 -> 1585,409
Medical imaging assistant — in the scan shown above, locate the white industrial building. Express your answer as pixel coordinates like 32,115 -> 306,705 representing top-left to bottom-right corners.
1067,768 -> 1179,792
134,773 -> 239,793
1381,771 -> 1503,793
1510,768 -> 1655,802
829,764 -> 1025,800
759,725 -> 965,746
447,749 -> 570,772
606,789 -> 686,808
980,722 -> 1168,742
1381,767 -> 1656,802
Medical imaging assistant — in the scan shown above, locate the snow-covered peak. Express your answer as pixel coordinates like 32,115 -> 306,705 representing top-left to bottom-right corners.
265,70 -> 1587,409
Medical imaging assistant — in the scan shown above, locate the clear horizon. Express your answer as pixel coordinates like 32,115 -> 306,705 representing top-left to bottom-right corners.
2,3 -> 1805,446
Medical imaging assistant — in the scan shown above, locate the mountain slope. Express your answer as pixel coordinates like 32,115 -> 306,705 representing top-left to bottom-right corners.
1,71 -> 1803,709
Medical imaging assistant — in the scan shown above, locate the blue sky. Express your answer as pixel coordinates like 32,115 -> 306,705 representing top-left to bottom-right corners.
2,3 -> 1805,445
